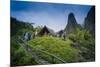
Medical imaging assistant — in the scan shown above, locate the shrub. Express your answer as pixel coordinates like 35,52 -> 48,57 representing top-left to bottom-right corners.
67,28 -> 95,61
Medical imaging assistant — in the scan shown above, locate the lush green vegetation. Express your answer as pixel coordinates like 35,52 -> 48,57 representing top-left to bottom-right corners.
11,17 -> 38,66
27,28 -> 95,63
28,36 -> 79,63
11,17 -> 95,66
11,36 -> 38,66
68,28 -> 95,61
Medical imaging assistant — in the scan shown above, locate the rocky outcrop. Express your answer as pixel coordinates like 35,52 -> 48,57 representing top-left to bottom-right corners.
38,26 -> 56,36
64,13 -> 80,35
84,6 -> 95,37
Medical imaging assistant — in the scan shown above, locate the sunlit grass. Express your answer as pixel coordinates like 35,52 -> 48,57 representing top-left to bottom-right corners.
28,36 -> 79,63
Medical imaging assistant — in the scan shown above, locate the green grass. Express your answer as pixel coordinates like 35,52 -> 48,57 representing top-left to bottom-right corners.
28,36 -> 79,63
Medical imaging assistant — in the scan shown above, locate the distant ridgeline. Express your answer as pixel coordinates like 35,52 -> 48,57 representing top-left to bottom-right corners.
64,6 -> 95,37
33,6 -> 95,38
11,6 -> 95,38
11,17 -> 34,36
38,26 -> 56,36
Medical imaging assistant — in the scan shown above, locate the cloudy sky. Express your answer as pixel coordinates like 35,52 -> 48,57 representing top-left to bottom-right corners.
11,1 -> 92,32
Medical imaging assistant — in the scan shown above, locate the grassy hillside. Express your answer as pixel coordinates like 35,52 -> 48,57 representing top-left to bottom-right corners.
28,36 -> 80,63
11,17 -> 95,66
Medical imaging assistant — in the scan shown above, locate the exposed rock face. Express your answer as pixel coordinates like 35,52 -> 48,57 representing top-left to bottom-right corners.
64,13 -> 80,35
84,6 -> 95,37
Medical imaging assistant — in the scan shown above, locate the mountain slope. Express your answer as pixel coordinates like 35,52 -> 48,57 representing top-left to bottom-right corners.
64,13 -> 80,35
84,6 -> 95,37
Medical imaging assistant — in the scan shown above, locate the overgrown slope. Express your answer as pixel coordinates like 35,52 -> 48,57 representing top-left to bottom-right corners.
28,36 -> 80,63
